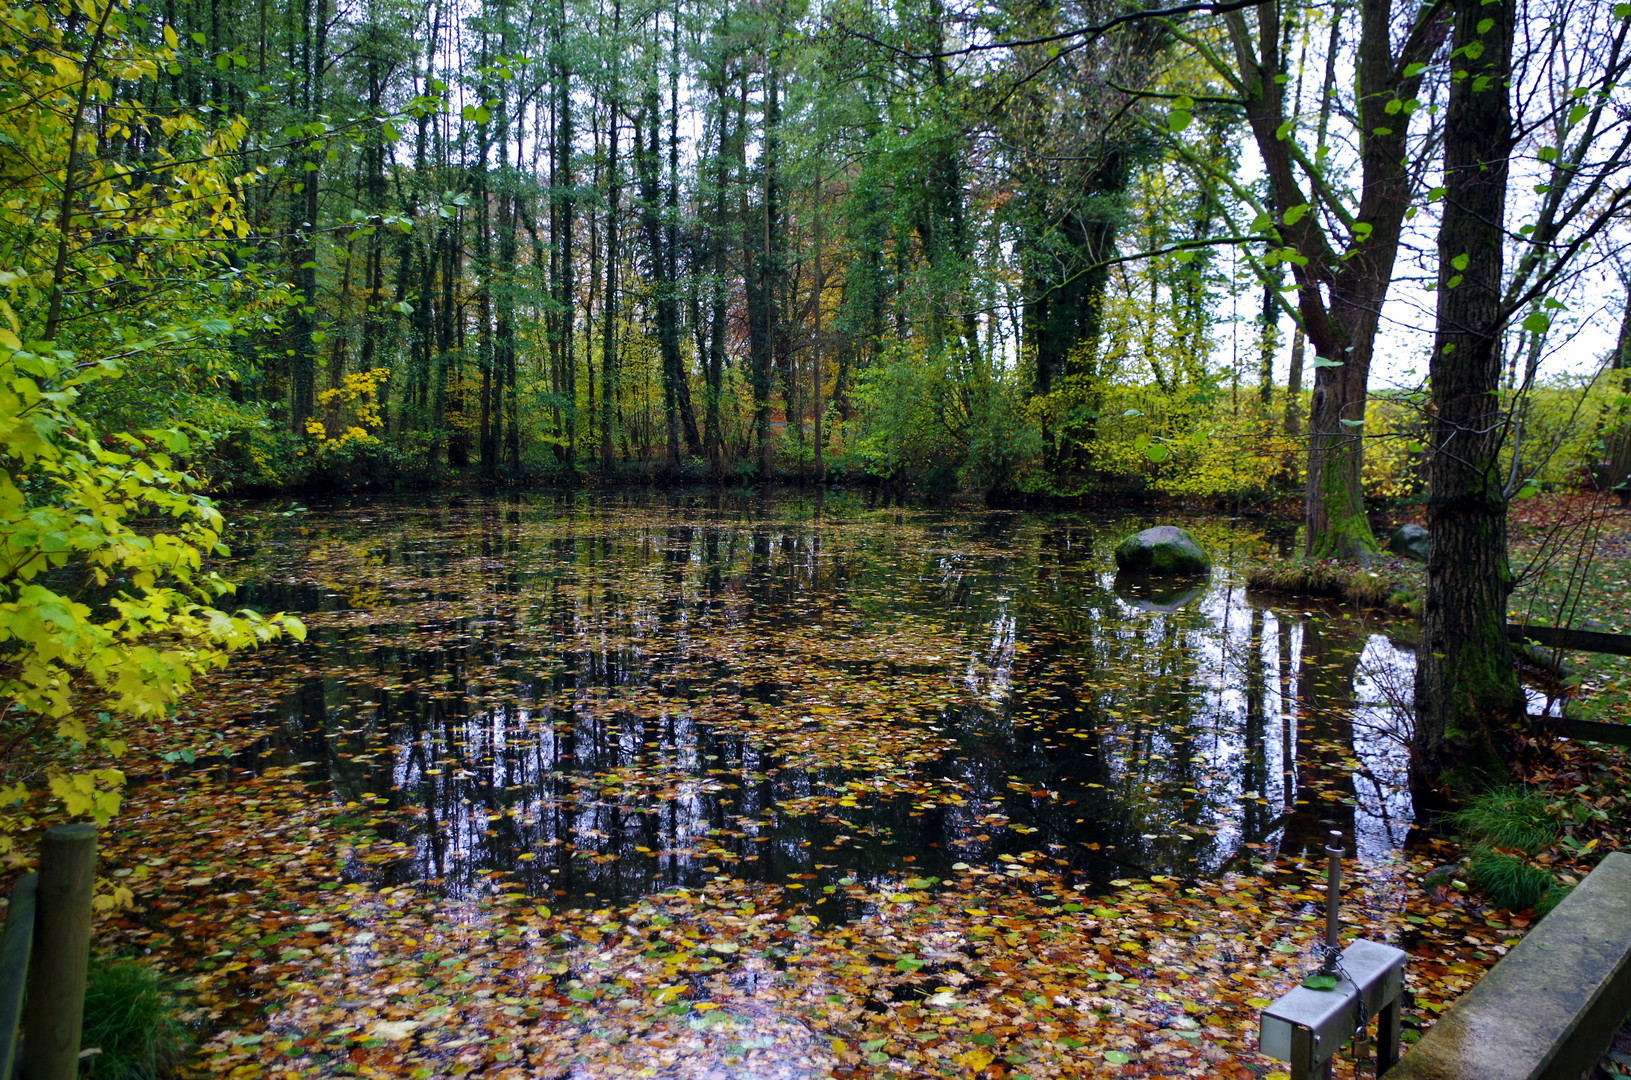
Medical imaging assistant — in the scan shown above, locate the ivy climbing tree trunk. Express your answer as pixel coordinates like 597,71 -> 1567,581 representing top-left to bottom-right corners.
1413,0 -> 1523,794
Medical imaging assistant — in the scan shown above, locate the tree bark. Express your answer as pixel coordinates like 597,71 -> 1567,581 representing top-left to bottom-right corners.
600,12 -> 623,474
1413,0 -> 1522,794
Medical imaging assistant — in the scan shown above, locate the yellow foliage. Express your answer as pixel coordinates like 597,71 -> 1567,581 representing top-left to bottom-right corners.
0,0 -> 303,866
307,368 -> 390,446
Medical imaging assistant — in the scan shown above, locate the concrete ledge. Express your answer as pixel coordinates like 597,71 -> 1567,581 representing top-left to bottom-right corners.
1385,850 -> 1631,1080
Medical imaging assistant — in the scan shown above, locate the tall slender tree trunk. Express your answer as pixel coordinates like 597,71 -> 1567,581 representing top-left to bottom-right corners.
600,7 -> 623,473
668,59 -> 701,457
634,79 -> 683,468
1413,0 -> 1521,794
556,13 -> 577,466
286,0 -> 328,431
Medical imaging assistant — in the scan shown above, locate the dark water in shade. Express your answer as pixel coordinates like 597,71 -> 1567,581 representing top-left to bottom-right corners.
200,489 -> 1418,911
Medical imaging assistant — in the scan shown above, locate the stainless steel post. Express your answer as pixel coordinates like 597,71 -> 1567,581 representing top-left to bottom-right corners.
1322,830 -> 1343,1080
1325,830 -> 1343,953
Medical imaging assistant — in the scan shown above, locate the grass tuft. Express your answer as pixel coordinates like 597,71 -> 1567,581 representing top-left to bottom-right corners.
1534,883 -> 1572,919
1465,850 -> 1554,912
1246,560 -> 1423,616
1449,786 -> 1564,912
1447,787 -> 1559,855
80,956 -> 193,1080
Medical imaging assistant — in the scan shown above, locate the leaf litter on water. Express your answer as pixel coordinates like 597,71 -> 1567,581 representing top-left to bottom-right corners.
80,493 -> 1549,1077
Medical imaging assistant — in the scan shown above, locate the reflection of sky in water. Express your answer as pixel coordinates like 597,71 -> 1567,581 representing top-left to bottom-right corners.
1353,636 -> 1418,856
227,497 -> 1425,908
1099,580 -> 1418,872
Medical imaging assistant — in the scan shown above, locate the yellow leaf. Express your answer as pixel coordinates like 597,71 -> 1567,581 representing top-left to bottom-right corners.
955,1049 -> 994,1070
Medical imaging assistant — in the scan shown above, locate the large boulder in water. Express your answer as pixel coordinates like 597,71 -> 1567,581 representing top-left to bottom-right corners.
1113,526 -> 1212,575
1388,523 -> 1430,562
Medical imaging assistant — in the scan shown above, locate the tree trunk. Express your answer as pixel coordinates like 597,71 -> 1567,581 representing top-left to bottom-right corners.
601,23 -> 622,474
634,83 -> 684,468
1224,0 -> 1446,560
1413,0 -> 1522,794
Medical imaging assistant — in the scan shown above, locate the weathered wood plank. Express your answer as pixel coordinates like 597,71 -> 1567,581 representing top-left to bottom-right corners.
0,874 -> 37,1080
1559,718 -> 1631,747
1384,851 -> 1631,1080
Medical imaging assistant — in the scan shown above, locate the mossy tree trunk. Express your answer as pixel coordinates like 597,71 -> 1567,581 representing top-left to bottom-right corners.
1221,0 -> 1447,562
1413,0 -> 1523,795
1302,290 -> 1386,562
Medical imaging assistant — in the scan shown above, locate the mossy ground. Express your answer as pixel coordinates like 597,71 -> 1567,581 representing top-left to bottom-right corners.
1246,557 -> 1424,616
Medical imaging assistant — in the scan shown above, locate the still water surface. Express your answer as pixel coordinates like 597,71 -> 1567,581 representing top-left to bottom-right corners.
211,490 -> 1417,910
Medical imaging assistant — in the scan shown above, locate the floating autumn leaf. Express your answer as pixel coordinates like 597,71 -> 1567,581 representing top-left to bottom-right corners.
370,1020 -> 419,1041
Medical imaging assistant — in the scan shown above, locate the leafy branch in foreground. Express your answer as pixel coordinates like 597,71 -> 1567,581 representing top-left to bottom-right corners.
0,0 -> 302,876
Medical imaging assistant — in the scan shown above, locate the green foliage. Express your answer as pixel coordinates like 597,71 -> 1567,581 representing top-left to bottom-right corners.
81,956 -> 194,1079
1448,787 -> 1559,855
0,0 -> 302,863
851,343 -> 1038,498
0,340 -> 304,857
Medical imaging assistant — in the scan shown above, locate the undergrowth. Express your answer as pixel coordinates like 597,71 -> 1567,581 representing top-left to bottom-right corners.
80,956 -> 193,1080
1246,559 -> 1423,616
1449,787 -> 1567,914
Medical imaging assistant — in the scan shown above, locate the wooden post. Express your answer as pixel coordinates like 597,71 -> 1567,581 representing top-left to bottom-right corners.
22,824 -> 96,1080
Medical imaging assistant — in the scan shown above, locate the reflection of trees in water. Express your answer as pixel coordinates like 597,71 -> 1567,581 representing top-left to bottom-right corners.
224,496 -> 1412,908
1279,611 -> 1361,859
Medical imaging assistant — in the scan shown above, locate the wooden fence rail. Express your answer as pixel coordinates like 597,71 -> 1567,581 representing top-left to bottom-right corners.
0,874 -> 36,1079
1509,623 -> 1631,747
0,825 -> 96,1080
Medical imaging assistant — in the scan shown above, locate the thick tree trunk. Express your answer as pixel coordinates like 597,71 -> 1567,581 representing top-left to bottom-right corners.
1302,290 -> 1386,561
1413,0 -> 1522,793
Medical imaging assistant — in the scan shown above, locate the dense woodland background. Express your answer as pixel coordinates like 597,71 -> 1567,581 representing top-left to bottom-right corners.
5,0 -> 1629,508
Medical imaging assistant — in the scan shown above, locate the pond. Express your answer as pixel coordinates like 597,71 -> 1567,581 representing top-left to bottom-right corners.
203,490 -> 1418,913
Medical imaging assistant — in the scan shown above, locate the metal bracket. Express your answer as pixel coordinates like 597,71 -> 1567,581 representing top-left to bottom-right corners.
1258,833 -> 1407,1080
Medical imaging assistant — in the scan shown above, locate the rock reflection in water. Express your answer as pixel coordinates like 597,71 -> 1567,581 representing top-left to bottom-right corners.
1111,573 -> 1208,614
213,493 -> 1417,909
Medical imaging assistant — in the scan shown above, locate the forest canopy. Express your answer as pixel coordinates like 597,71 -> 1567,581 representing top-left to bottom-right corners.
0,0 -> 1627,515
